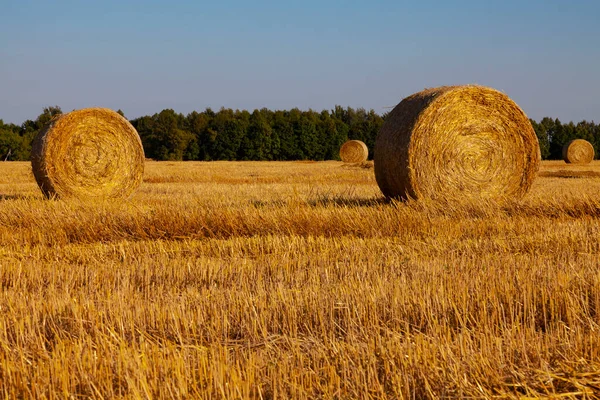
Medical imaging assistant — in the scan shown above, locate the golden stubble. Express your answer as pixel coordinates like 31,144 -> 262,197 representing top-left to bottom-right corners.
0,160 -> 599,398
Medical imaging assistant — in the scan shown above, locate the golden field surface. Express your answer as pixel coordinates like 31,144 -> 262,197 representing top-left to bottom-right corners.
1,160 -> 600,398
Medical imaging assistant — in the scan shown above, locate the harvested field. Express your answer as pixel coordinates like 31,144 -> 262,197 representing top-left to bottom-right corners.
1,160 -> 600,398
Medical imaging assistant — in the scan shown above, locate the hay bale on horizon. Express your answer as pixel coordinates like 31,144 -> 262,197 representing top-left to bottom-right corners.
374,85 -> 540,202
562,139 -> 594,164
340,140 -> 368,163
31,108 -> 145,200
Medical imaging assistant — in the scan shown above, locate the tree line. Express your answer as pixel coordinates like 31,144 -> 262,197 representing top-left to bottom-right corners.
0,106 -> 597,161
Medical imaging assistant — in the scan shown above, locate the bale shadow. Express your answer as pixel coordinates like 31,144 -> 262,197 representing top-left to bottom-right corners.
0,194 -> 40,201
340,161 -> 374,169
307,197 -> 388,208
538,170 -> 600,179
251,197 -> 388,209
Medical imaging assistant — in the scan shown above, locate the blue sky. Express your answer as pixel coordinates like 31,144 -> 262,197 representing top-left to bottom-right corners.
1,0 -> 599,124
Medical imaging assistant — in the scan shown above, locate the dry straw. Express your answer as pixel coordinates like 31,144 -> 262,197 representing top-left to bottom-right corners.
374,85 -> 540,201
562,139 -> 594,164
31,108 -> 145,199
340,140 -> 368,163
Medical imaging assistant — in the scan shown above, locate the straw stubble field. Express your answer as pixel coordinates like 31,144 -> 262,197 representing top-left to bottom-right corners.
1,160 -> 600,398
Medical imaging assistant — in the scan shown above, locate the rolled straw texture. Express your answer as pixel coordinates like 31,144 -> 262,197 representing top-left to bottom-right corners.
374,85 -> 540,201
340,140 -> 369,163
31,108 -> 145,199
562,139 -> 594,164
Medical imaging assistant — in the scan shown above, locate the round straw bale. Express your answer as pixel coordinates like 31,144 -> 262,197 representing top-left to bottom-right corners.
31,108 -> 145,199
340,140 -> 368,163
374,85 -> 540,201
562,139 -> 594,164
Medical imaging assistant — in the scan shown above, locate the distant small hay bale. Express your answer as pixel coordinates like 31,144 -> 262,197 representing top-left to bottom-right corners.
31,108 -> 145,199
374,85 -> 540,202
340,140 -> 368,163
563,139 -> 594,164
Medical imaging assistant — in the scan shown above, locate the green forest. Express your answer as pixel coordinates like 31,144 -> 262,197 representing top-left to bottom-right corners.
0,106 -> 597,161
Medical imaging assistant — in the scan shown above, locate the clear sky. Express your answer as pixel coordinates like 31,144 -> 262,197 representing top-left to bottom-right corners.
1,0 -> 598,124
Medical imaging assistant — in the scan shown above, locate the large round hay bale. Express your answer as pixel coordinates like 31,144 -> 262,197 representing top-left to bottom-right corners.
562,139 -> 594,164
374,85 -> 540,201
340,140 -> 368,163
31,108 -> 145,199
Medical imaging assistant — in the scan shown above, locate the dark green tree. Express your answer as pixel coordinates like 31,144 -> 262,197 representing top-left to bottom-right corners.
0,127 -> 23,160
318,110 -> 343,160
153,109 -> 194,160
297,110 -> 319,160
547,118 -> 567,159
530,118 -> 550,160
131,109 -> 194,160
275,110 -> 300,160
209,108 -> 247,160
185,110 -> 211,160
240,110 -> 272,160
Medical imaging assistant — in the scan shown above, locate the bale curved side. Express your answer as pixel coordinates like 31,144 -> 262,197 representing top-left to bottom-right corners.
31,108 -> 145,199
374,85 -> 540,201
340,140 -> 368,163
562,139 -> 594,164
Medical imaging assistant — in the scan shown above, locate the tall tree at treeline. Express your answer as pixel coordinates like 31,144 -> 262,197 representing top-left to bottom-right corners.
1,106 -> 598,161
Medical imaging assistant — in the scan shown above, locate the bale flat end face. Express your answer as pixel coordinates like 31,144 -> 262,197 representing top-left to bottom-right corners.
374,85 -> 541,202
31,108 -> 145,200
563,139 -> 594,164
340,140 -> 369,163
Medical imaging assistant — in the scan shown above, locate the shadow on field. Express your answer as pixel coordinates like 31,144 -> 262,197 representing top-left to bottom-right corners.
538,170 -> 600,179
307,197 -> 387,208
0,194 -> 38,201
251,197 -> 387,208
